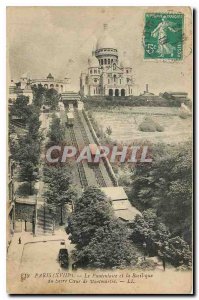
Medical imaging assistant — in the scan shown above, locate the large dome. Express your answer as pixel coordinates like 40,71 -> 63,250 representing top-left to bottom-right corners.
96,24 -> 117,50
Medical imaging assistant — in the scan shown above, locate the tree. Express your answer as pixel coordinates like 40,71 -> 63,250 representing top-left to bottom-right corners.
156,142 -> 192,243
9,95 -> 32,122
129,142 -> 192,244
32,84 -> 46,107
26,108 -> 42,140
43,166 -> 76,224
67,186 -> 113,248
130,209 -> 192,268
13,135 -> 40,166
18,161 -> 37,194
10,103 -> 41,196
130,209 -> 169,257
32,85 -> 60,109
159,236 -> 192,268
105,126 -> 112,136
73,219 -> 138,269
47,114 -> 64,145
46,88 -> 60,110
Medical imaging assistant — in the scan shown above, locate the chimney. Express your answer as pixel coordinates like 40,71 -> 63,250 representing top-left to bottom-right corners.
146,84 -> 149,93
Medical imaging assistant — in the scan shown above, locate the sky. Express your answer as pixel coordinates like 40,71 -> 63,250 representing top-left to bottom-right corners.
7,6 -> 192,96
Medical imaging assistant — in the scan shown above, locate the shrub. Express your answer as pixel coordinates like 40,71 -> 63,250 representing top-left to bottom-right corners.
139,117 -> 164,132
176,264 -> 192,271
179,111 -> 190,119
136,258 -> 157,270
139,123 -> 156,132
156,123 -> 164,132
16,182 -> 37,196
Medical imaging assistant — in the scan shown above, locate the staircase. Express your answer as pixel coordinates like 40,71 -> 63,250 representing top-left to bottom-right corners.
36,204 -> 53,236
11,119 -> 26,128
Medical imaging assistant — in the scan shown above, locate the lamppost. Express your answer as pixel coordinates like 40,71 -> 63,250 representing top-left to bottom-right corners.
19,209 -> 22,232
143,242 -> 147,260
32,209 -> 36,237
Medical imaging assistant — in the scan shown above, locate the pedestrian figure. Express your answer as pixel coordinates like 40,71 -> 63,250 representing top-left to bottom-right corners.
18,237 -> 21,244
72,263 -> 77,270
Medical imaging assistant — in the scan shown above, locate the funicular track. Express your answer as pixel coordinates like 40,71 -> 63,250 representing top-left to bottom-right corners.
68,125 -> 88,189
74,109 -> 107,187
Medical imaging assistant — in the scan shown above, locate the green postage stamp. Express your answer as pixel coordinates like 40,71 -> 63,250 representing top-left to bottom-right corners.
144,13 -> 184,60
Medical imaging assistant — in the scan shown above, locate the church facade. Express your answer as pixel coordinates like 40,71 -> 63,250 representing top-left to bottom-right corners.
80,24 -> 135,97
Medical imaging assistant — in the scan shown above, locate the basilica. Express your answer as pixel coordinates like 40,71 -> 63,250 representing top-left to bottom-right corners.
80,24 -> 135,97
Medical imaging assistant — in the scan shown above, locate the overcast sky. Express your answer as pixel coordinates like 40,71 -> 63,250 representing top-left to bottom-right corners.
7,6 -> 192,96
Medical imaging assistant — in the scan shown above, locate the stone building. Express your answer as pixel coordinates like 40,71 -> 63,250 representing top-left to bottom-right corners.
9,78 -> 33,104
30,73 -> 70,93
80,24 -> 135,97
8,73 -> 71,105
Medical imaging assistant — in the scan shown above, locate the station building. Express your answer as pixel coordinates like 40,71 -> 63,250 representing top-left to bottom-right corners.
80,24 -> 135,97
101,186 -> 141,222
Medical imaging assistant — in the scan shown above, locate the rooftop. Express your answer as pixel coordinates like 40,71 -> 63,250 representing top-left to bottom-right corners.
101,186 -> 141,221
101,186 -> 128,201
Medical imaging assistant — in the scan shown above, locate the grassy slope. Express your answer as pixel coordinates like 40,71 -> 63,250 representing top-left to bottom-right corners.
90,106 -> 192,144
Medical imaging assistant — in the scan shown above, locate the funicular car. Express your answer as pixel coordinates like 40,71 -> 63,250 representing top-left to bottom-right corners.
66,112 -> 74,126
88,143 -> 100,165
58,248 -> 69,269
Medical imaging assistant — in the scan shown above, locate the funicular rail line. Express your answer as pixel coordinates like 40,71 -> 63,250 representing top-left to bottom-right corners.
74,109 -> 107,187
68,125 -> 88,189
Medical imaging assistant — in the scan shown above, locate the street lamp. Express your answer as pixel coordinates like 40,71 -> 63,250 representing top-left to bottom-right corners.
143,242 -> 147,260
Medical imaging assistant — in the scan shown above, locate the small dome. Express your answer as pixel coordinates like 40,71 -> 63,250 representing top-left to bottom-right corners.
96,24 -> 117,50
47,73 -> 54,79
88,51 -> 99,67
120,51 -> 131,68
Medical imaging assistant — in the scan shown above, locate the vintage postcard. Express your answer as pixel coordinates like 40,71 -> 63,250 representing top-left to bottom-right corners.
7,6 -> 193,294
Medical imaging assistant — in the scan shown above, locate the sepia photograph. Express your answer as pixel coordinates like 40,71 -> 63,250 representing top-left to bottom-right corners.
6,6 -> 193,294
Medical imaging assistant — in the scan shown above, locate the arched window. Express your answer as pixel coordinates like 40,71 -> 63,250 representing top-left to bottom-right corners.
101,59 -> 103,65
115,89 -> 119,96
108,59 -> 110,64
114,75 -> 117,82
121,89 -> 125,96
104,59 -> 107,64
109,89 -> 113,96
94,69 -> 97,74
